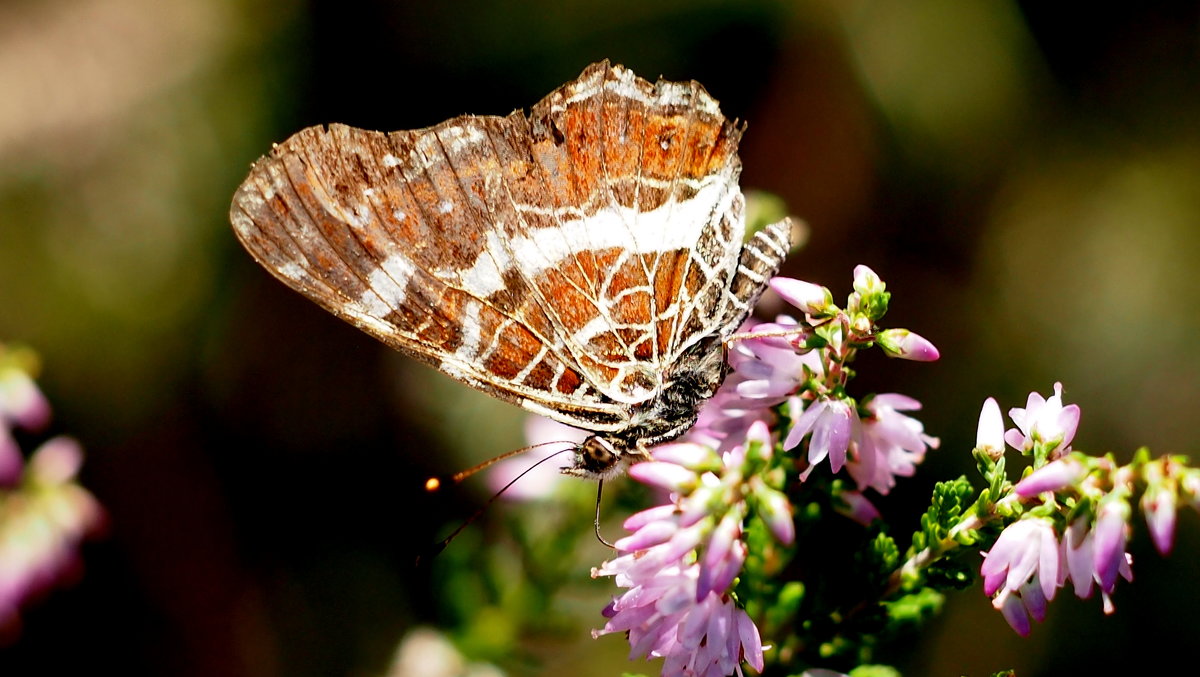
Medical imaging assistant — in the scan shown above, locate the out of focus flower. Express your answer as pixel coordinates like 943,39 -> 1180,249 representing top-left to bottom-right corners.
0,365 -> 53,487
385,627 -> 503,677
0,347 -> 103,638
0,436 -> 104,634
1004,383 -> 1080,457
0,366 -> 51,432
835,489 -> 881,526
1141,461 -> 1177,555
491,416 -> 587,501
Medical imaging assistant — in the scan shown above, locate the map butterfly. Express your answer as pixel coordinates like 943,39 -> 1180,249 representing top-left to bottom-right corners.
229,61 -> 793,480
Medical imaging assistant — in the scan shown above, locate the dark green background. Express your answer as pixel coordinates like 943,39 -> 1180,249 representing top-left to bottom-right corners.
1,1 -> 1198,675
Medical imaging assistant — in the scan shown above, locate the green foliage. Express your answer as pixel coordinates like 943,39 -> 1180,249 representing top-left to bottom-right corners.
884,587 -> 944,629
849,666 -> 903,677
912,477 -> 975,554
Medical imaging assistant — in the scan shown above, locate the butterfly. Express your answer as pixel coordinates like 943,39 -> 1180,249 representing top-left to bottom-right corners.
229,60 -> 792,481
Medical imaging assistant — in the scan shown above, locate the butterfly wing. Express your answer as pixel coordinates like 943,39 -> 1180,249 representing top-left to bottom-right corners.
229,61 -> 769,433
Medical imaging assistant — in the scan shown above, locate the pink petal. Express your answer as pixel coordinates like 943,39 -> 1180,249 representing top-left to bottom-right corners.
1015,459 -> 1085,496
629,462 -> 697,492
770,277 -> 831,315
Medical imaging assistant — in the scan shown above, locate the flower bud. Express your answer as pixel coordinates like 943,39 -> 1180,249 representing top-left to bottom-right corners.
754,485 -> 795,545
877,329 -> 940,362
770,277 -> 833,315
975,397 -> 1006,459
1014,458 -> 1086,496
629,461 -> 698,492
852,265 -> 885,295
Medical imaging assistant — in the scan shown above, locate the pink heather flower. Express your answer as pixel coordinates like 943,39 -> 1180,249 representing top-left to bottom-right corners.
1004,383 -> 1081,456
727,322 -> 817,401
630,461 -> 701,493
594,511 -> 764,677
595,424 -> 789,676
1142,483 -> 1177,555
1092,498 -> 1132,594
786,396 -> 856,477
876,329 -> 940,362
1062,515 -> 1096,599
1014,457 -> 1087,497
769,277 -> 832,315
982,518 -> 1062,600
685,312 -> 824,456
975,397 -> 1005,459
1141,461 -> 1178,556
1061,512 -> 1133,612
697,510 -> 747,601
683,319 -> 809,454
685,388 -> 775,454
981,518 -> 1063,635
848,394 -> 939,495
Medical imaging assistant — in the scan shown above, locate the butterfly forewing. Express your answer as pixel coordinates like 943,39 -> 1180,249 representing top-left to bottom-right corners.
230,60 -> 792,447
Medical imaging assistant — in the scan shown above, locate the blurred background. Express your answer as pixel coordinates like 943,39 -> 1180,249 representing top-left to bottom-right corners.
1,0 -> 1199,675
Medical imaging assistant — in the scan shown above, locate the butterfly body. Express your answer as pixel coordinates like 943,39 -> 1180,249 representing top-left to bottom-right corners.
230,61 -> 792,478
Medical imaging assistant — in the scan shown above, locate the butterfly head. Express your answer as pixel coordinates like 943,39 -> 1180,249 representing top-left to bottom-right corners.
560,436 -> 636,480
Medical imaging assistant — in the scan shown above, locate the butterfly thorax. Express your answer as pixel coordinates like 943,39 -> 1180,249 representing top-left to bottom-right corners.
564,336 -> 728,480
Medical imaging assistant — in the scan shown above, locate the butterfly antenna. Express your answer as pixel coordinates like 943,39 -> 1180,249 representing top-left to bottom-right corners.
423,440 -> 568,490
416,443 -> 577,567
723,324 -> 815,345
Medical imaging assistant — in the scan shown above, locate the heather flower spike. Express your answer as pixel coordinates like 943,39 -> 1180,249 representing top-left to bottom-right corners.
511,263 -> 1193,673
593,417 -> 790,676
583,264 -> 953,675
